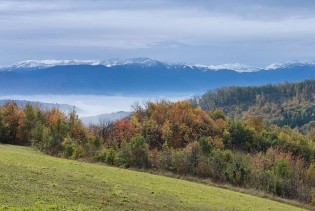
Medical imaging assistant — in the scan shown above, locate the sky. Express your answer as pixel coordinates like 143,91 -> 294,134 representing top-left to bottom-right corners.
1,0 -> 315,66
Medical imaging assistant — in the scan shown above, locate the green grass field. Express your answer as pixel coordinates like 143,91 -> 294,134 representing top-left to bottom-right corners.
0,144 -> 305,210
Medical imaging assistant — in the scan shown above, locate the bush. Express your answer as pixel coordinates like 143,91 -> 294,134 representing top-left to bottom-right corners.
62,136 -> 75,158
185,141 -> 201,174
307,163 -> 315,185
312,190 -> 315,206
31,122 -> 45,149
174,150 -> 190,175
116,136 -> 150,168
116,141 -> 133,167
94,148 -> 107,163
129,135 -> 149,168
209,150 -> 232,182
267,159 -> 292,197
156,142 -> 174,171
106,148 -> 116,165
72,145 -> 85,159
224,153 -> 251,186
196,156 -> 211,177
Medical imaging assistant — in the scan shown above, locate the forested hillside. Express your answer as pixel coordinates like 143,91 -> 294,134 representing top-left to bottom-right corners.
192,80 -> 315,131
1,101 -> 315,206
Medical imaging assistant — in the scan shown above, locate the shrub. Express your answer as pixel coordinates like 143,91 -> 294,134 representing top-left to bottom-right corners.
129,135 -> 149,168
196,156 -> 211,177
116,141 -> 133,168
94,148 -> 107,163
224,153 -> 251,186
72,145 -> 85,159
156,142 -> 174,171
30,121 -> 45,149
209,150 -> 232,182
185,141 -> 201,174
149,148 -> 158,169
106,148 -> 116,165
268,159 -> 291,196
62,136 -> 75,158
174,150 -> 190,175
312,190 -> 315,206
116,136 -> 149,168
307,163 -> 315,185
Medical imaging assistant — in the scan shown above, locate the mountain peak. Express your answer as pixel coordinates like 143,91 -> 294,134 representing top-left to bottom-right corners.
265,60 -> 315,70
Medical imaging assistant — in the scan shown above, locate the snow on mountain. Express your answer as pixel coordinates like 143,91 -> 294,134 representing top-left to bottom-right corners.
2,58 -> 261,72
3,58 -> 161,70
12,60 -> 102,68
2,58 -> 315,73
1,58 -> 315,96
191,63 -> 261,72
265,60 -> 315,70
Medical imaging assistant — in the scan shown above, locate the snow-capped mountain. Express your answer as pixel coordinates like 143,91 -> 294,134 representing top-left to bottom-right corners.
265,60 -> 315,70
4,57 -> 315,73
3,58 -> 162,70
0,58 -> 315,96
11,60 -> 102,69
190,63 -> 261,72
0,57 -> 275,73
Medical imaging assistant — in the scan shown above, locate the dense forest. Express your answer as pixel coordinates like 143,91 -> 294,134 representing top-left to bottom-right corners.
192,79 -> 315,131
1,100 -> 315,205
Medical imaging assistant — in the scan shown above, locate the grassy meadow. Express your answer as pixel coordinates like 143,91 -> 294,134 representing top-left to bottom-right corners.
0,144 -> 305,210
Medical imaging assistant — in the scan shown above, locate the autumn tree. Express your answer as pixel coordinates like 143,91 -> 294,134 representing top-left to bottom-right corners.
132,100 -> 219,149
0,102 -> 23,144
107,118 -> 136,147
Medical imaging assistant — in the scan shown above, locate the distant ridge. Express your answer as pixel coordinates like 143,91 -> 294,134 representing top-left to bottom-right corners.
5,58 -> 315,72
1,58 -> 315,95
192,79 -> 315,130
80,111 -> 131,125
0,99 -> 79,112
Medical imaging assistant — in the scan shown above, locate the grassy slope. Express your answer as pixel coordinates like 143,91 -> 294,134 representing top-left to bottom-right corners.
0,144 -> 305,211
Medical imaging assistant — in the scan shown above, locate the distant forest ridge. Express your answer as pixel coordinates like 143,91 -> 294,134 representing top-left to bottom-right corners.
0,100 -> 77,112
192,79 -> 315,131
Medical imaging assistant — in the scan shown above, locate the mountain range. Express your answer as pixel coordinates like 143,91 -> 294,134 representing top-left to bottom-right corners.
1,58 -> 315,95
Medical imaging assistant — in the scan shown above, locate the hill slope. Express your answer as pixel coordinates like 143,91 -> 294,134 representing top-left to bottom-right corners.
0,144 -> 304,210
1,58 -> 315,95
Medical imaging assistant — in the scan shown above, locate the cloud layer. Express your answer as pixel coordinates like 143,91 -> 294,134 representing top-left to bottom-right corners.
1,0 -> 315,66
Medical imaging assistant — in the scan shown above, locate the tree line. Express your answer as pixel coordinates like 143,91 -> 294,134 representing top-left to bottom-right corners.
0,101 -> 315,205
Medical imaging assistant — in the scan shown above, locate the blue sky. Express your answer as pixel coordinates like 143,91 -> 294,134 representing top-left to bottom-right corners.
1,0 -> 315,66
